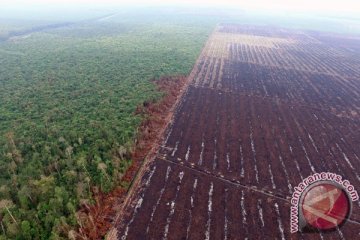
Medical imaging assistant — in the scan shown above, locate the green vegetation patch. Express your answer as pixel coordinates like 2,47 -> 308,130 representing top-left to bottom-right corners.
0,14 -> 214,239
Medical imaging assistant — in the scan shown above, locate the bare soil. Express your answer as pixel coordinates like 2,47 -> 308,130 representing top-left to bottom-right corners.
112,24 -> 360,240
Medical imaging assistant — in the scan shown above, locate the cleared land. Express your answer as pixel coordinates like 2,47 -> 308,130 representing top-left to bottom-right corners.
113,24 -> 360,239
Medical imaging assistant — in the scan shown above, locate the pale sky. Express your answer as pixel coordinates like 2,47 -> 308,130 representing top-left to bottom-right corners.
1,0 -> 360,14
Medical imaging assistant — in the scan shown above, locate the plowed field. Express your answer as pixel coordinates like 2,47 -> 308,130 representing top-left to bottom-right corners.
112,24 -> 360,240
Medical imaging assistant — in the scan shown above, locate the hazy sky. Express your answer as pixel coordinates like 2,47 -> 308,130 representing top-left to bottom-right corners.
1,0 -> 360,14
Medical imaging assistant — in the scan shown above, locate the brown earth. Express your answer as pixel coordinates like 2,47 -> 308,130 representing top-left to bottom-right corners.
112,24 -> 360,240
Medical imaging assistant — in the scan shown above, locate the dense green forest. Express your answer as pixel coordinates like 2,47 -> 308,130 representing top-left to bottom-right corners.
0,11 -> 215,239
1,5 -> 359,239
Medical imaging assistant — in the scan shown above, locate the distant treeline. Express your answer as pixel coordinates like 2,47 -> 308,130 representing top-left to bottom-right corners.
0,22 -> 75,41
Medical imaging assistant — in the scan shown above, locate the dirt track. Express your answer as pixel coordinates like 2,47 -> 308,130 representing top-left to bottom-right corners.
111,24 -> 360,239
